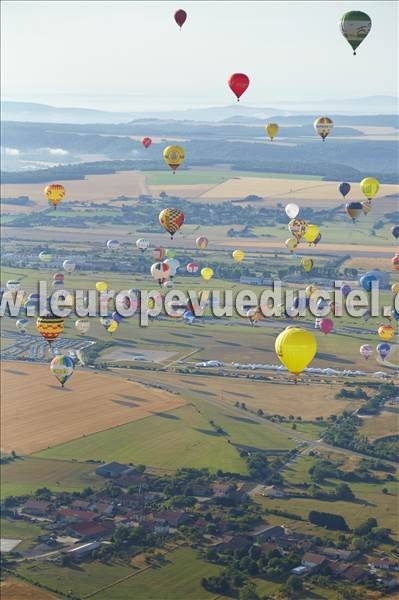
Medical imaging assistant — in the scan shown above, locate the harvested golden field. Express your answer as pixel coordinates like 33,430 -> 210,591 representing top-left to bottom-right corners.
115,369 -> 361,420
199,176 -> 398,210
1,171 -> 148,212
1,578 -> 59,600
217,238 -> 393,255
149,183 -> 215,198
0,362 -> 185,455
360,410 -> 399,441
342,256 -> 394,271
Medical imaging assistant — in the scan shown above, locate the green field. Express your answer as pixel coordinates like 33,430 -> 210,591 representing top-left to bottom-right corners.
93,547 -> 222,600
0,517 -> 46,553
1,457 -> 102,499
145,169 -> 323,186
35,403 -> 248,473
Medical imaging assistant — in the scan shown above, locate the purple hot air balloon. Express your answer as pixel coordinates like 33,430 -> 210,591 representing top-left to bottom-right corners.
377,342 -> 391,361
339,182 -> 351,199
341,284 -> 351,298
112,311 -> 124,324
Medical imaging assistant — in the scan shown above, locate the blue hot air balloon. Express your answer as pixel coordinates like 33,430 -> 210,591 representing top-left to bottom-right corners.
359,273 -> 378,292
377,342 -> 391,361
392,225 -> 399,239
339,182 -> 351,199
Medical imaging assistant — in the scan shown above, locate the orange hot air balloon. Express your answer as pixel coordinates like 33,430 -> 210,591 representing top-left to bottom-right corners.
228,73 -> 250,102
36,314 -> 64,345
142,137 -> 152,148
45,184 -> 65,209
378,324 -> 395,341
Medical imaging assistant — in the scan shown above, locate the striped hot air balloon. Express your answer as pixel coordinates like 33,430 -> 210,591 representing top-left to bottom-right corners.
36,314 -> 64,345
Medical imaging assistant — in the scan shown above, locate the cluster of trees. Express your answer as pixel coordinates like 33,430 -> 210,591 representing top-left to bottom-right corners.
351,518 -> 392,552
309,510 -> 349,531
335,386 -> 368,400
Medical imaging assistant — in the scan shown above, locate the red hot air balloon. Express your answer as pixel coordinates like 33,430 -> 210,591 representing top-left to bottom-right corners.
174,9 -> 187,29
228,73 -> 250,102
142,137 -> 152,149
319,317 -> 334,335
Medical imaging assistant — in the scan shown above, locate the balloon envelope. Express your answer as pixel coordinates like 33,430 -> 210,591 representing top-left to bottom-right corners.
163,146 -> 185,173
340,11 -> 372,54
228,73 -> 250,101
45,183 -> 65,208
266,123 -> 279,141
275,327 -> 317,376
285,204 -> 299,219
50,355 -> 74,387
376,342 -> 391,360
159,207 -> 185,237
314,117 -> 333,141
201,267 -> 214,281
174,8 -> 187,28
360,177 -> 379,200
339,182 -> 351,198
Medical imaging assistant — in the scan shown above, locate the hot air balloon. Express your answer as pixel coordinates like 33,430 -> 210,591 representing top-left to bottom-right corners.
50,355 -> 74,387
392,225 -> 399,239
75,318 -> 90,335
313,233 -> 322,246
377,342 -> 391,361
378,325 -> 395,341
164,257 -> 180,277
96,281 -> 108,293
285,203 -> 299,219
288,218 -> 307,241
163,146 -> 185,173
275,326 -> 317,378
159,207 -> 185,238
392,283 -> 399,294
39,251 -> 52,263
36,314 -> 64,345
153,247 -> 166,260
301,257 -> 314,273
228,73 -> 250,102
360,272 -> 378,292
345,201 -> 363,222
6,280 -> 20,292
360,344 -> 373,360
100,315 -> 113,330
305,284 -> 319,298
339,182 -> 351,199
319,317 -> 333,335
285,238 -> 298,253
341,284 -> 351,298
266,123 -> 279,141
392,254 -> 399,271
45,183 -> 65,209
53,272 -> 64,282
360,177 -> 379,201
201,267 -> 214,281
196,236 -> 208,250
340,11 -> 372,55
232,249 -> 245,263
362,200 -> 372,215
16,318 -> 29,334
247,307 -> 263,326
112,310 -> 124,324
314,117 -> 333,141
151,261 -> 170,285
136,238 -> 150,253
142,137 -> 152,148
183,310 -> 195,323
187,262 -> 199,274
107,239 -> 120,251
62,260 -> 76,273
165,248 -> 176,259
174,8 -> 187,29
303,224 -> 320,245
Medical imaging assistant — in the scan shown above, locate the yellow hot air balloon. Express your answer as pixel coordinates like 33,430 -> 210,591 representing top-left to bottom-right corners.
275,326 -> 317,377
378,325 -> 395,341
96,281 -> 108,293
159,208 -> 185,239
391,283 -> 399,294
303,224 -> 320,245
163,145 -> 185,173
232,249 -> 245,263
107,320 -> 119,335
360,177 -> 380,201
266,123 -> 279,141
201,267 -> 214,281
305,284 -> 319,298
44,183 -> 65,209
301,257 -> 314,273
285,238 -> 298,253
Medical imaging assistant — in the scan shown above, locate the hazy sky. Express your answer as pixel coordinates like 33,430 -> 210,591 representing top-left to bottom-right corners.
2,1 -> 398,110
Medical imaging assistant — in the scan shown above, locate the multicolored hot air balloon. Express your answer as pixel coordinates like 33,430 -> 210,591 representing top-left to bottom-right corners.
346,201 -> 363,222
187,262 -> 199,274
164,257 -> 180,277
50,355 -> 74,387
360,344 -> 373,360
196,236 -> 208,250
151,261 -> 170,286
163,146 -> 185,173
36,314 -> 64,345
75,318 -> 90,335
377,342 -> 391,361
142,137 -> 152,148
159,207 -> 185,238
288,218 -> 307,241
136,238 -> 150,253
232,249 -> 245,263
360,177 -> 379,201
340,11 -> 372,55
45,184 -> 65,209
266,123 -> 279,141
6,280 -> 20,292
314,117 -> 333,141
275,326 -> 317,379
392,253 -> 399,271
174,8 -> 187,29
39,251 -> 52,263
378,325 -> 395,341
228,73 -> 250,101
339,182 -> 351,199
